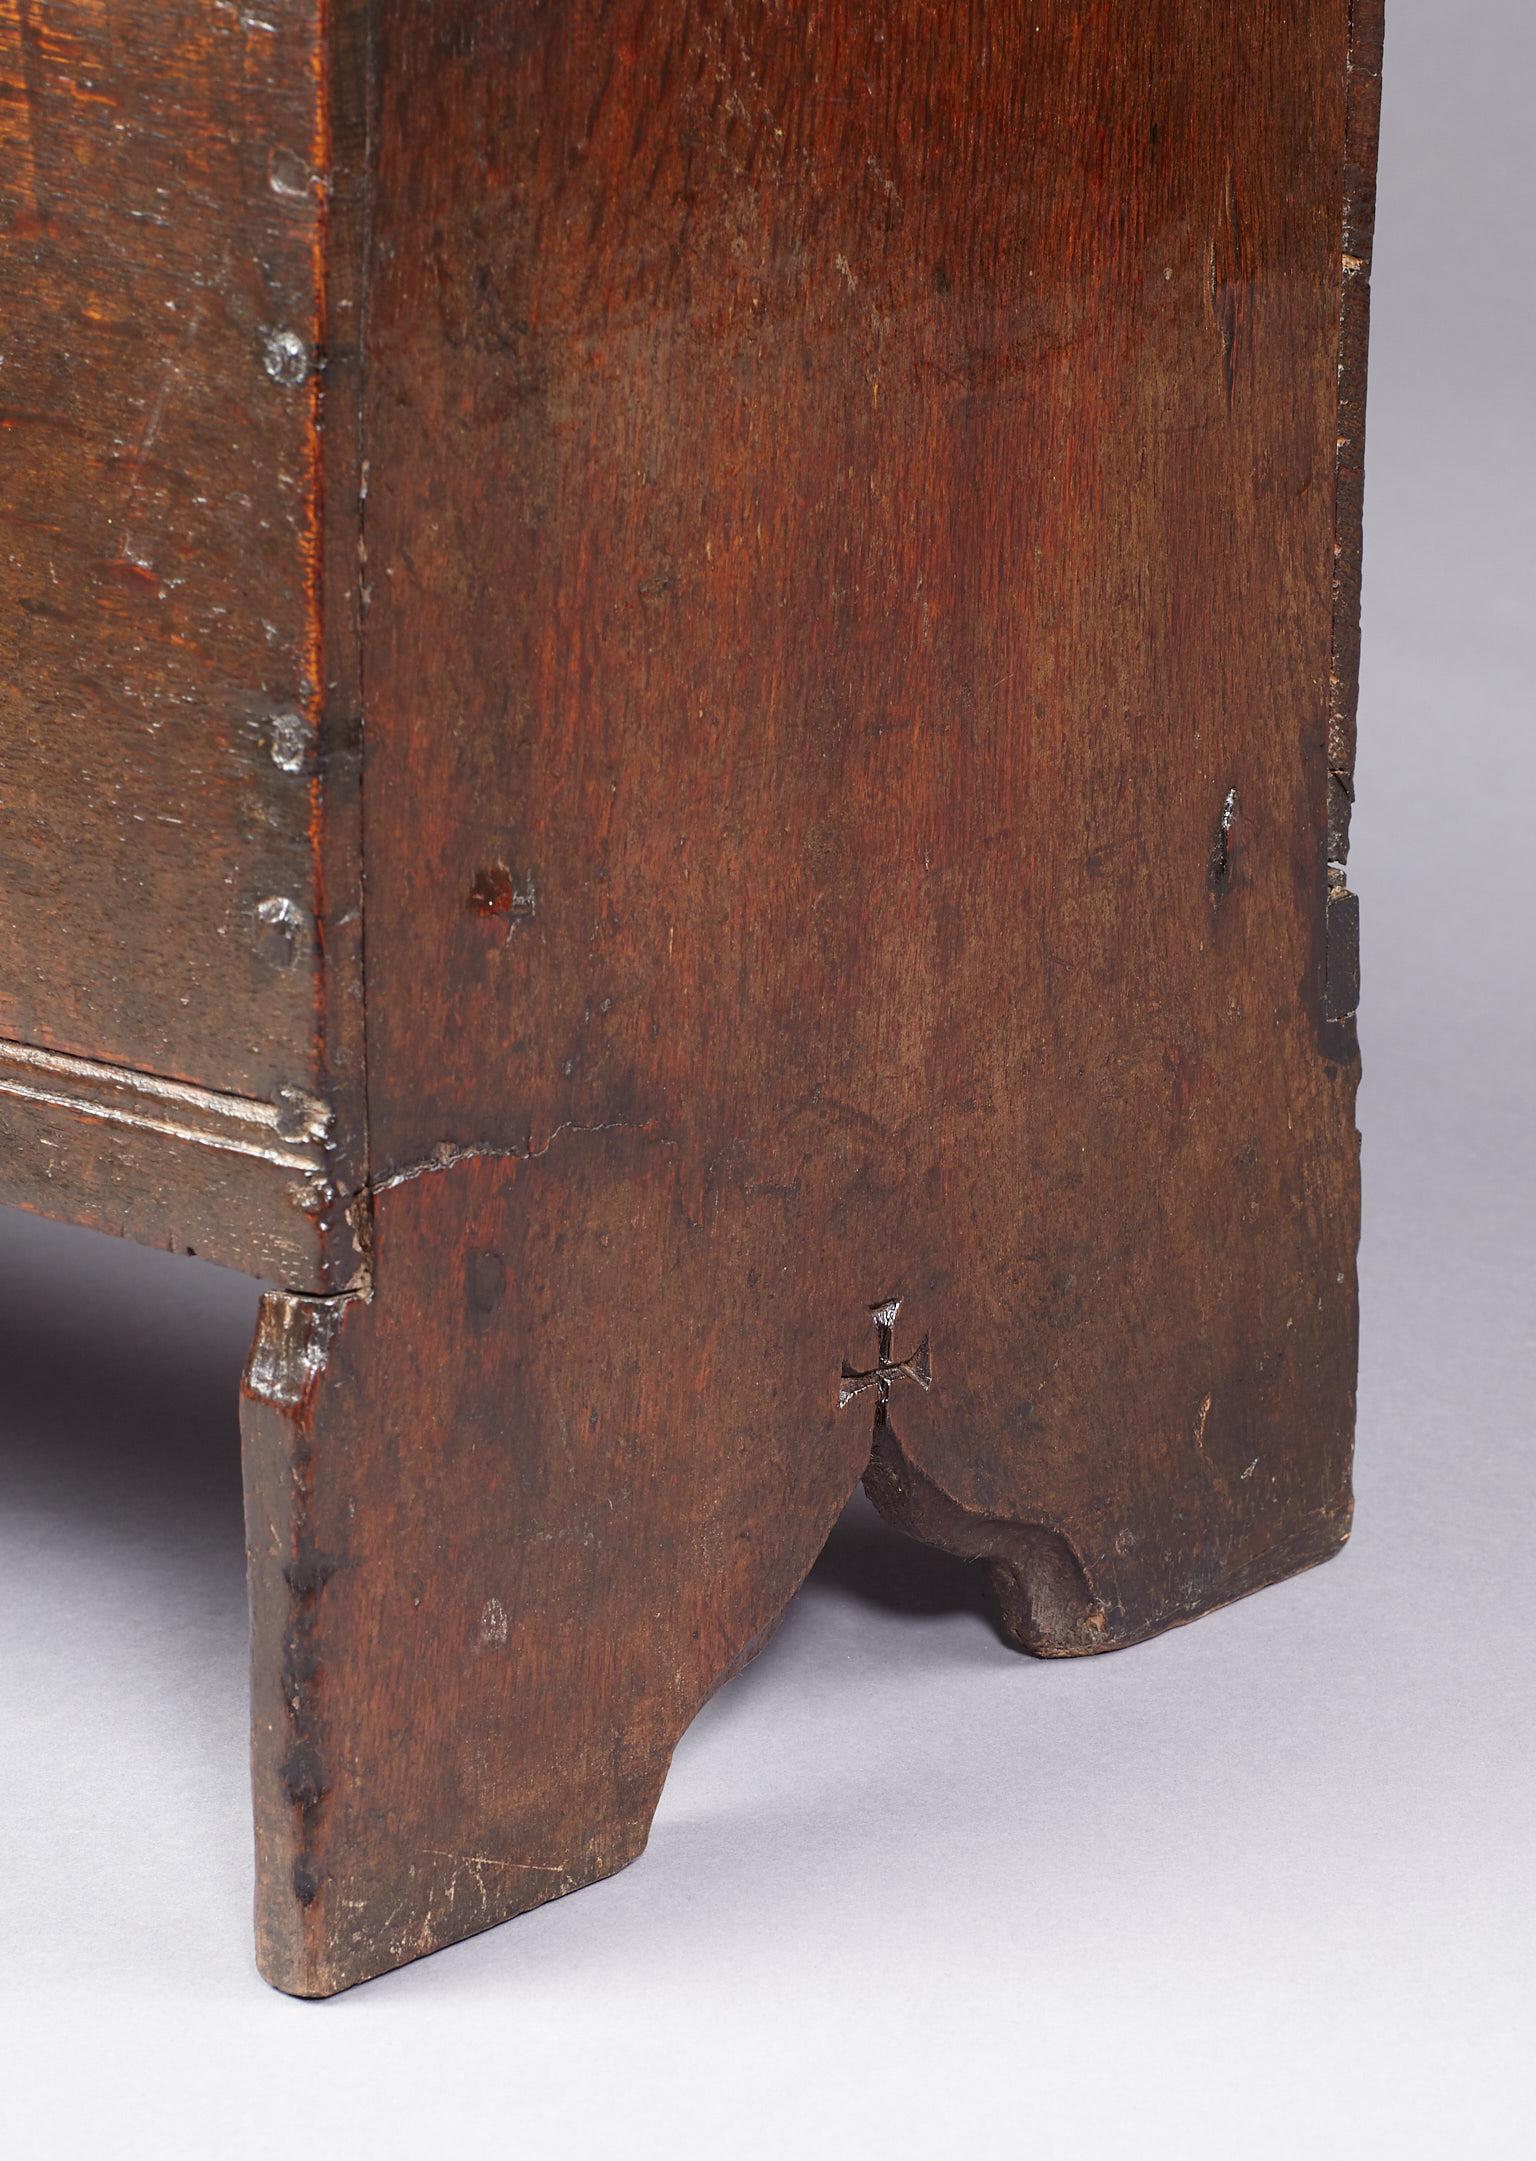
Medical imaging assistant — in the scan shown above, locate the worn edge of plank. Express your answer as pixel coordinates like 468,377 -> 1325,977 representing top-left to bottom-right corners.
1324,0 -> 1384,1019
307,0 -> 375,1258
241,1288 -> 357,1994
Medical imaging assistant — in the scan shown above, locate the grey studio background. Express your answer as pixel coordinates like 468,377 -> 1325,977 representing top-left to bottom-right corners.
1,5 -> 1531,2155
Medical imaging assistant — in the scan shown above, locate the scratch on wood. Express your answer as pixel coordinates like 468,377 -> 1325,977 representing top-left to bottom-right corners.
120,297 -> 205,565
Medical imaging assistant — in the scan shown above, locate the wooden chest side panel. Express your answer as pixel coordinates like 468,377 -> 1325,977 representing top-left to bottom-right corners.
0,0 -> 357,1109
357,0 -> 1364,1564
299,0 -> 1365,1929
237,0 -> 1379,1988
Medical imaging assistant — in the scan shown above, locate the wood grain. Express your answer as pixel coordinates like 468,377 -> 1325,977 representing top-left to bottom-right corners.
0,0 -> 1383,1998
234,0 -> 1379,1992
0,0 -> 367,1279
363,0 -> 1365,1642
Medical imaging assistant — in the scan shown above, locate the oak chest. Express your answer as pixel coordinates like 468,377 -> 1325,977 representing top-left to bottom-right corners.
1,0 -> 1382,1994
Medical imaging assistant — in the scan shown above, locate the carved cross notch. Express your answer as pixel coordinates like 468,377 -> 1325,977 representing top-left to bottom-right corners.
839,1299 -> 932,1428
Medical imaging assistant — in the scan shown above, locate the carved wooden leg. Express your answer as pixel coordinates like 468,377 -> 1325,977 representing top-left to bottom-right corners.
241,1147 -> 875,1997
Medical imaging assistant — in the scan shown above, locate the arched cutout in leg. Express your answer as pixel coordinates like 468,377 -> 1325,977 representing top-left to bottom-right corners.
862,1428 -> 1107,1657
